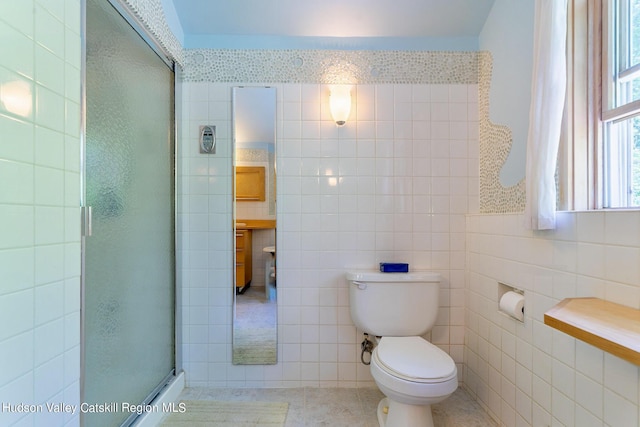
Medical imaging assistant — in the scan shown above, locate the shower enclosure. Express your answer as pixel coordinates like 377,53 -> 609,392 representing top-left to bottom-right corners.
82,0 -> 176,425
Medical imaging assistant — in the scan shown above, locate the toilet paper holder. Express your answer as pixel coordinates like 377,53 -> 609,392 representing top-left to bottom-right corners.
498,283 -> 525,322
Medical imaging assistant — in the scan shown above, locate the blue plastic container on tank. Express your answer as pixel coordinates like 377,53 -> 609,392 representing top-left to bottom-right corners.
379,263 -> 409,273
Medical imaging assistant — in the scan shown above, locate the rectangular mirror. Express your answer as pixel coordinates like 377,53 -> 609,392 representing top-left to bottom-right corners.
232,86 -> 277,365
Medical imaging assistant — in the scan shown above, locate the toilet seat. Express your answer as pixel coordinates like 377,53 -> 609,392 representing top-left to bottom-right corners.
375,337 -> 456,383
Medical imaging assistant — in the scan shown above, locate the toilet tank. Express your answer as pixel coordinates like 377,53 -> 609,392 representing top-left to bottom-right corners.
346,271 -> 441,336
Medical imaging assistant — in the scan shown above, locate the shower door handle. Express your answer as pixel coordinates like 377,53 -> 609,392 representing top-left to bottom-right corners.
82,206 -> 93,237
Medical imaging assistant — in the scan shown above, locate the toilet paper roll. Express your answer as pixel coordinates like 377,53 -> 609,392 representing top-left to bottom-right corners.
499,291 -> 525,322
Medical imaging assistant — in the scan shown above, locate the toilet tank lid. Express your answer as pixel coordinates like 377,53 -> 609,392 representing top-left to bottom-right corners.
345,271 -> 440,283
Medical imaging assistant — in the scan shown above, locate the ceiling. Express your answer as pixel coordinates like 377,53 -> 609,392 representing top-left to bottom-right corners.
170,0 -> 496,45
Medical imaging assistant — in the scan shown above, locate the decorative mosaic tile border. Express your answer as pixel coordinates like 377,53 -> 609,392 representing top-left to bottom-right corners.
181,49 -> 479,84
183,49 -> 524,213
126,1 -> 523,212
123,0 -> 184,65
478,52 -> 526,213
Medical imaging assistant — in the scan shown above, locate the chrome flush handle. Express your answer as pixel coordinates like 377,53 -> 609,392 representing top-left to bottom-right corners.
353,281 -> 367,290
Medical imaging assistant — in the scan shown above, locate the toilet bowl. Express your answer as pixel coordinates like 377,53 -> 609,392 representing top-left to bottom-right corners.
370,336 -> 457,427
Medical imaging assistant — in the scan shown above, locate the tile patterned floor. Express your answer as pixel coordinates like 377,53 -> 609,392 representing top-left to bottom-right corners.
176,386 -> 497,426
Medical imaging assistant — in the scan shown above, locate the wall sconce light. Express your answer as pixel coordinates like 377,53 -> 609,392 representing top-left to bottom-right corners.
0,80 -> 32,117
329,85 -> 352,126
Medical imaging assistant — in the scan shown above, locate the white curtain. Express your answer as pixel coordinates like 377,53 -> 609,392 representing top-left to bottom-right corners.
523,0 -> 568,230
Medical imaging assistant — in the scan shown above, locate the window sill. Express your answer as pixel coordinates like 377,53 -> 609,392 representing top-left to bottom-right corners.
556,208 -> 640,214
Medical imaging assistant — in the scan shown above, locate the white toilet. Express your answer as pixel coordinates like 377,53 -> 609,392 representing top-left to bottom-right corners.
346,271 -> 458,427
263,246 -> 276,301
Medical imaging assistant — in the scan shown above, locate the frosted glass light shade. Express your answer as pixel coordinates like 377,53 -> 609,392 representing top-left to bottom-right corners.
329,85 -> 351,126
0,80 -> 32,117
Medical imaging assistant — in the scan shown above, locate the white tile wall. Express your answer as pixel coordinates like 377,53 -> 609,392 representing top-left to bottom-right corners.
179,82 -> 479,387
0,1 -> 81,426
466,211 -> 640,427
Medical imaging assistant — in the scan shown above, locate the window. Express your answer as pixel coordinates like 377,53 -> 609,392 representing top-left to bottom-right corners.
602,0 -> 640,207
562,0 -> 640,209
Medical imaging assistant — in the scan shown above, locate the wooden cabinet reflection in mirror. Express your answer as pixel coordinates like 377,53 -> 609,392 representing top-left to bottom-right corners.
235,228 -> 252,293
236,166 -> 265,201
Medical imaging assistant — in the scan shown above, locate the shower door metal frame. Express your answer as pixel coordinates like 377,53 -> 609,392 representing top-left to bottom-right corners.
80,0 -> 181,425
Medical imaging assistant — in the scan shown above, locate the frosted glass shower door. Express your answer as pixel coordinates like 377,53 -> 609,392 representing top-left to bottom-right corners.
83,0 -> 175,426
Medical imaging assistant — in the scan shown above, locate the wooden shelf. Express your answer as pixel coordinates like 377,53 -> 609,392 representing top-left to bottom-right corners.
544,298 -> 640,365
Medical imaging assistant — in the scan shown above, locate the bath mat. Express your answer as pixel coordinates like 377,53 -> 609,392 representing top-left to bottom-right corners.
160,400 -> 288,426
